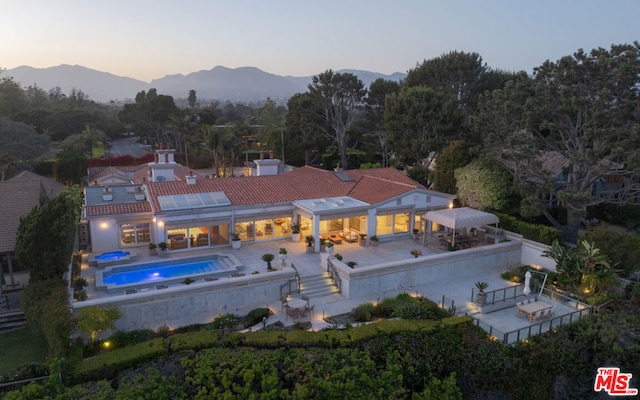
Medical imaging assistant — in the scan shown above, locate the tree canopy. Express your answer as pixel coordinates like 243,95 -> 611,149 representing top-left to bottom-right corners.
15,186 -> 83,282
308,70 -> 367,169
478,42 -> 640,243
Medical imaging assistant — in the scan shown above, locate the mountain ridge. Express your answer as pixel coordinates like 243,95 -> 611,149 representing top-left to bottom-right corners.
3,64 -> 406,104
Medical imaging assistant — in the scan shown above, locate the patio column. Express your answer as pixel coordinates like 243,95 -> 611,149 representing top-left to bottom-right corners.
312,215 -> 320,252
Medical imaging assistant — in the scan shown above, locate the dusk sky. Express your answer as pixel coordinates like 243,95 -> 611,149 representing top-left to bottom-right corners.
2,0 -> 638,82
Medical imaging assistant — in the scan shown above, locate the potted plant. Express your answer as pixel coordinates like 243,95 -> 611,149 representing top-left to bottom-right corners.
278,247 -> 288,266
412,229 -> 420,240
148,242 -> 157,256
334,253 -> 343,261
158,242 -> 168,256
475,281 -> 489,304
325,241 -> 334,254
410,249 -> 422,258
291,223 -> 301,242
262,253 -> 275,270
359,233 -> 367,247
305,235 -> 314,253
231,232 -> 241,249
346,261 -> 357,268
319,237 -> 327,252
370,235 -> 379,247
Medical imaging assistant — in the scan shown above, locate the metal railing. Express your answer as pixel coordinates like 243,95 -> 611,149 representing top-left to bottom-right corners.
438,295 -> 457,315
279,263 -> 301,299
472,285 -> 524,305
470,290 -> 592,344
500,306 -> 593,345
326,259 -> 342,294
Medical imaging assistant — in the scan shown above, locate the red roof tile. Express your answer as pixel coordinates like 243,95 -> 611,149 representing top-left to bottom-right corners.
145,166 -> 424,213
84,202 -> 151,217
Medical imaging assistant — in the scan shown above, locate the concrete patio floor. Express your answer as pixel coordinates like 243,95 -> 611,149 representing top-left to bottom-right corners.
80,236 -> 587,342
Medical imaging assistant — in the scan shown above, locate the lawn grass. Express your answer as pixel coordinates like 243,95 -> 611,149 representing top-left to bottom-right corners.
0,328 -> 49,377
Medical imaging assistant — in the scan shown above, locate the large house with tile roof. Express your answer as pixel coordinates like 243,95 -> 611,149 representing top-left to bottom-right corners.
0,171 -> 65,287
83,148 -> 456,254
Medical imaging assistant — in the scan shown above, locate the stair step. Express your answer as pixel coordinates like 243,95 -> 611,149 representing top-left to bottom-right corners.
299,273 -> 339,298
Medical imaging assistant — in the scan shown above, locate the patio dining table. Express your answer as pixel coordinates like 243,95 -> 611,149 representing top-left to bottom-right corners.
516,301 -> 552,321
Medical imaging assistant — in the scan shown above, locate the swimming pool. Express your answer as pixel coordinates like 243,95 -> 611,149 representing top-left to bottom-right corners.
95,250 -> 130,261
103,260 -> 222,286
89,250 -> 138,267
95,254 -> 242,293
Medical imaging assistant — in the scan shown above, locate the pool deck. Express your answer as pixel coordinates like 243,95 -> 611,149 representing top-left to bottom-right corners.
79,236 -> 587,339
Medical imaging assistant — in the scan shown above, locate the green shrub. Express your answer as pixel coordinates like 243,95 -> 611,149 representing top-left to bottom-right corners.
108,329 -> 156,349
243,307 -> 272,328
353,303 -> 375,322
493,211 -> 562,245
73,338 -> 167,384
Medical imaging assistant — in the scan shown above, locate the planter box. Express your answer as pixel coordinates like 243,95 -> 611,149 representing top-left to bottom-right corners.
231,240 -> 241,250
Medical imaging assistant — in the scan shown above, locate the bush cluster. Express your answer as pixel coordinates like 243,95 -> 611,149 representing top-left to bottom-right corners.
492,211 -> 562,245
352,293 -> 449,322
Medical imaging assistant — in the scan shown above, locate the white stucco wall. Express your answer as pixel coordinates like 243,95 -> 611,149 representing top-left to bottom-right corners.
74,269 -> 296,331
332,241 -> 522,299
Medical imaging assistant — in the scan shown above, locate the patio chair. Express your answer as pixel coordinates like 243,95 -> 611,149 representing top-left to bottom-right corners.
281,296 -> 288,312
530,310 -> 540,322
301,295 -> 310,304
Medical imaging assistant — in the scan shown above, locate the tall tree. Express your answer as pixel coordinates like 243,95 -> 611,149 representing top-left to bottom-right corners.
199,124 -> 234,177
188,89 -> 197,111
308,70 -> 367,169
479,43 -> 640,243
285,92 -> 328,166
0,117 -> 50,171
364,78 -> 401,168
15,186 -> 83,282
384,86 -> 463,182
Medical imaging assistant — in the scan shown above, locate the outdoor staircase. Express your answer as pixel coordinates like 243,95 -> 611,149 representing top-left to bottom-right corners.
0,311 -> 26,333
299,272 -> 340,298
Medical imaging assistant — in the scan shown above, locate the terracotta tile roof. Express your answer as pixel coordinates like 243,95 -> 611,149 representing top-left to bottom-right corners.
0,180 -> 46,253
84,202 -> 151,217
347,175 -> 420,204
145,166 -> 425,213
9,170 -> 64,200
87,165 -> 144,181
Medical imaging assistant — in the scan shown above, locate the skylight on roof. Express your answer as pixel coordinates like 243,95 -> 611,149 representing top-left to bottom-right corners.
158,192 -> 231,211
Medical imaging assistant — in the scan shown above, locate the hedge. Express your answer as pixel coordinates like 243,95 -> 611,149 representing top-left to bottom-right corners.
71,317 -> 471,385
492,211 -> 561,245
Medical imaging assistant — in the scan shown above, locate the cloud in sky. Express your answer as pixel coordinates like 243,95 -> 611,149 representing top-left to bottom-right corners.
2,0 -> 638,82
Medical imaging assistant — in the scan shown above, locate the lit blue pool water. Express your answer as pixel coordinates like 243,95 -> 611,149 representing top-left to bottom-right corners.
103,260 -> 223,286
95,251 -> 130,261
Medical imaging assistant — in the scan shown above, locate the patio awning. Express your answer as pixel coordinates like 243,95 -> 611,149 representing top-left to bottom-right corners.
424,207 -> 499,230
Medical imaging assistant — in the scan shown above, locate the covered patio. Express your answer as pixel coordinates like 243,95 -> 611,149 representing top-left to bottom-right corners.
423,207 -> 500,249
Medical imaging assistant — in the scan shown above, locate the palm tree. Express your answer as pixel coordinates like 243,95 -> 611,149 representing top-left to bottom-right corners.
199,124 -> 234,177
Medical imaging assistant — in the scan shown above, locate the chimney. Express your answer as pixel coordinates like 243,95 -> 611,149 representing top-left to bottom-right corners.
260,151 -> 264,160
186,171 -> 196,185
269,150 -> 274,159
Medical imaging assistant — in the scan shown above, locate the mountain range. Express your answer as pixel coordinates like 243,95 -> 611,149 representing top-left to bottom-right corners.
4,64 -> 406,104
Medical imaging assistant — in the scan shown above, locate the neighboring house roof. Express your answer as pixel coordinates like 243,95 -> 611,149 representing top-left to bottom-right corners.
84,202 -> 152,217
8,170 -> 64,200
0,180 -> 47,253
87,165 -> 144,182
144,166 -> 433,214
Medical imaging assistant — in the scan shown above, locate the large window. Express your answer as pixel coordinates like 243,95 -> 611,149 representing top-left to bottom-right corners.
120,223 -> 150,246
376,213 -> 410,236
167,224 -> 229,249
235,217 -> 292,242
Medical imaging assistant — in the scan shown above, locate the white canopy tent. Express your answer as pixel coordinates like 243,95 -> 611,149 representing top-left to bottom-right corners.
424,207 -> 500,246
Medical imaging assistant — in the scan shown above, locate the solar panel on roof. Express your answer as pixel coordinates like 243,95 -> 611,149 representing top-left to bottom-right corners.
158,192 -> 231,211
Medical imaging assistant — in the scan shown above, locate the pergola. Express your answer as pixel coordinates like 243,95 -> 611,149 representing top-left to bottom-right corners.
423,207 -> 500,245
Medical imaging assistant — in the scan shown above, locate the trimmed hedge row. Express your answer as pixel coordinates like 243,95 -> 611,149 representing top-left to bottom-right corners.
492,211 -> 561,245
72,317 -> 471,385
72,338 -> 167,384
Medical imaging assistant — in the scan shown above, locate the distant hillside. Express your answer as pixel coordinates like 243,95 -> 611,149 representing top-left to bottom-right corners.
4,65 -> 406,104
